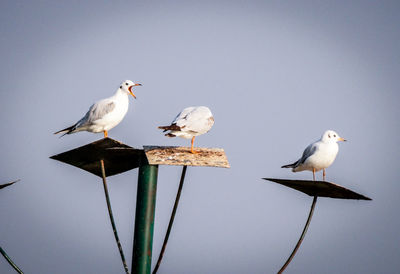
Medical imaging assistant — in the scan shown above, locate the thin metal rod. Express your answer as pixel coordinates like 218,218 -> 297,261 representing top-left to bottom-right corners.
152,165 -> 188,274
132,164 -> 158,274
278,175 -> 318,274
0,246 -> 23,274
100,160 -> 130,274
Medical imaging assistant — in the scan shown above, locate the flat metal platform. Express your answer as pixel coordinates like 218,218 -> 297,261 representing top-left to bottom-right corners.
263,178 -> 371,200
50,139 -> 230,178
50,138 -> 144,177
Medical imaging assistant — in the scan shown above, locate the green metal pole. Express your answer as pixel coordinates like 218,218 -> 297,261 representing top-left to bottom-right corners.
132,164 -> 158,274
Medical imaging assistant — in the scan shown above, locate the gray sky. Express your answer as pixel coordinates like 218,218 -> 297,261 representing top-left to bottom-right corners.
1,1 -> 399,273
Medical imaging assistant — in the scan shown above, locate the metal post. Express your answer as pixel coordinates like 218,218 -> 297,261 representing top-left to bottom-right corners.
278,175 -> 318,274
132,164 -> 159,274
100,160 -> 130,274
278,196 -> 317,273
153,165 -> 188,274
0,246 -> 23,274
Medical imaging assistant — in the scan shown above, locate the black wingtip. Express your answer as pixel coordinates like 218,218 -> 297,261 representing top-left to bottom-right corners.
54,125 -> 75,137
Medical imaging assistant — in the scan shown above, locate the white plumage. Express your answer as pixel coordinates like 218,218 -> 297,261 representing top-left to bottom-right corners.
158,106 -> 214,153
54,80 -> 141,138
282,130 -> 346,180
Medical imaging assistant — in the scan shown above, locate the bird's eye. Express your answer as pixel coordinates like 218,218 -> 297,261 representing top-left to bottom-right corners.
334,134 -> 336,137
126,83 -> 129,85
120,86 -> 122,89
328,134 -> 331,138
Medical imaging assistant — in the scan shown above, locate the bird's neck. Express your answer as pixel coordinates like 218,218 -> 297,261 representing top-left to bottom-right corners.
115,89 -> 128,98
323,140 -> 338,148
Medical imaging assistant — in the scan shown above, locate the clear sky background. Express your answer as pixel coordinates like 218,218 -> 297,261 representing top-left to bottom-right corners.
1,1 -> 399,273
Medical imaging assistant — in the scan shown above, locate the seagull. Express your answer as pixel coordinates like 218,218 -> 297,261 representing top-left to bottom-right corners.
54,80 -> 141,138
281,130 -> 346,181
158,106 -> 214,153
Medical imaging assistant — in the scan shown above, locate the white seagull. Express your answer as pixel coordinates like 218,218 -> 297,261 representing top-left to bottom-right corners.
281,130 -> 346,181
158,106 -> 214,153
54,80 -> 141,138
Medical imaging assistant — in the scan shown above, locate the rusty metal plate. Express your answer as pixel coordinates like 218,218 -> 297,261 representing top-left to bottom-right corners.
143,146 -> 230,168
50,138 -> 145,177
263,178 -> 371,200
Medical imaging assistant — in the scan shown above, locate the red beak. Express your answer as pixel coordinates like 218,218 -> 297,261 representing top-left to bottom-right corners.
128,84 -> 141,99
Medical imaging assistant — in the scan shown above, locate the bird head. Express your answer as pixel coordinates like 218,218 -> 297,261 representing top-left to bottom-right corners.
119,80 -> 142,98
322,130 -> 347,143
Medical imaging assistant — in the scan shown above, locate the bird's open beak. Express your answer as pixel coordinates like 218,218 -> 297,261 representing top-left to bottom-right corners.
128,83 -> 141,99
338,137 -> 347,142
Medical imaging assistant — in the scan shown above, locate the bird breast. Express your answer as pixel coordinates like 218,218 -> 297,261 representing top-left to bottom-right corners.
95,95 -> 129,131
305,142 -> 339,170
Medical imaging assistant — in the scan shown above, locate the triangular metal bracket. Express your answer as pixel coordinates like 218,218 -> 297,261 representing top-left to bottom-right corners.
50,138 -> 145,177
263,178 -> 371,200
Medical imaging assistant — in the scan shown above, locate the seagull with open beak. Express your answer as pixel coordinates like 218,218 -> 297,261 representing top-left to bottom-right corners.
55,80 -> 142,138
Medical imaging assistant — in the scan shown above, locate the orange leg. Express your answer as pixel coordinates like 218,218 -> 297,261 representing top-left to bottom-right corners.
313,168 -> 316,181
104,130 -> 108,138
190,136 -> 197,154
323,169 -> 326,181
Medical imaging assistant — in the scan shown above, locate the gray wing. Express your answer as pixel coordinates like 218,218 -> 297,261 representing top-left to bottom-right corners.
171,107 -> 196,125
78,101 -> 115,126
175,106 -> 213,132
295,143 -> 317,167
281,143 -> 317,169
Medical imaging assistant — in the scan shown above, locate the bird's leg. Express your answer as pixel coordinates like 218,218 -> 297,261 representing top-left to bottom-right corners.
313,168 -> 316,181
323,169 -> 326,181
103,130 -> 108,138
190,136 -> 197,154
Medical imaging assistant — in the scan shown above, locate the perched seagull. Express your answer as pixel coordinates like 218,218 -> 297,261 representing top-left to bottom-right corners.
54,80 -> 141,138
158,106 -> 214,153
281,130 -> 346,181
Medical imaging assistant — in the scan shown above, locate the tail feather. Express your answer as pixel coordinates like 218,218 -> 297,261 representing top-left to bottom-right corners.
158,124 -> 181,132
54,125 -> 75,137
281,162 -> 297,169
